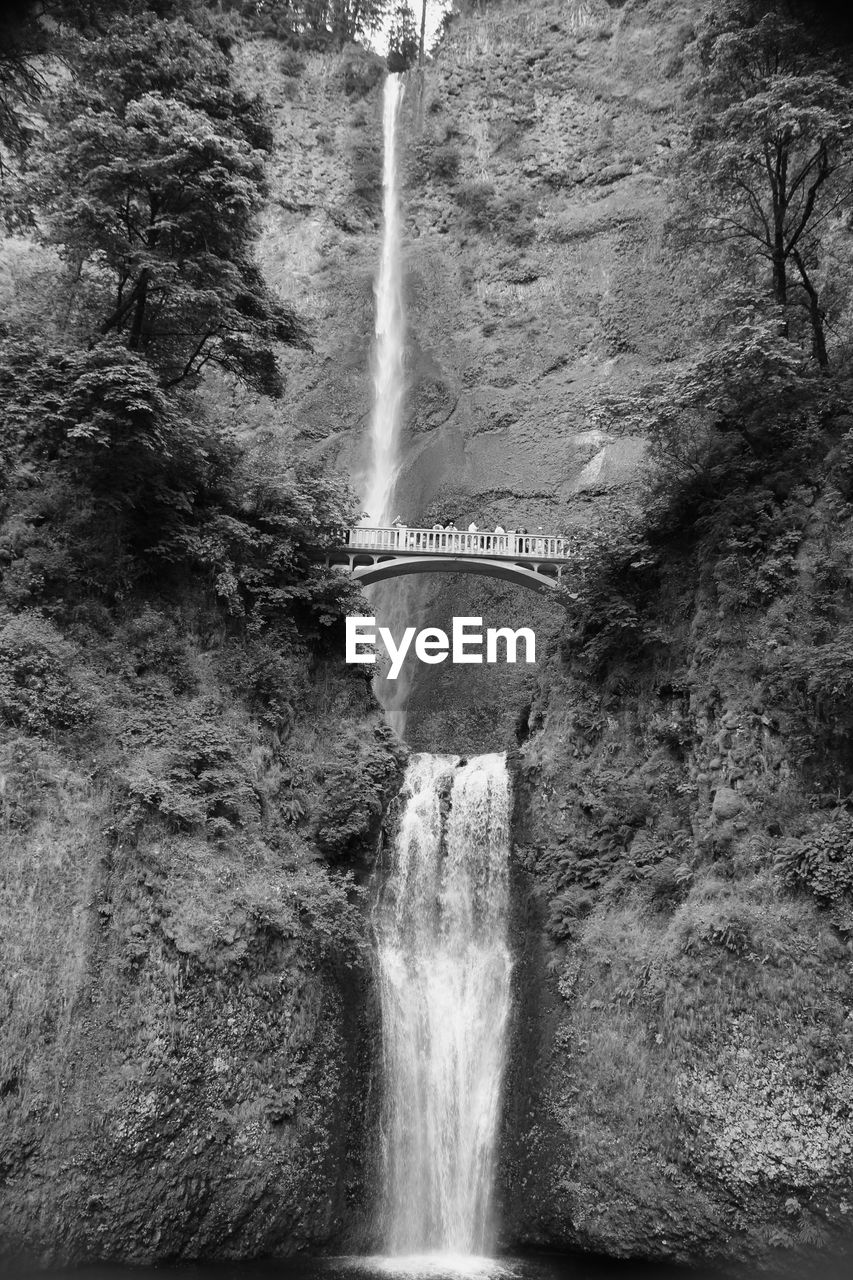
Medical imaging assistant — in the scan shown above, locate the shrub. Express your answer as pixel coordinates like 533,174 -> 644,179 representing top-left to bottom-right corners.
315,725 -> 406,862
114,608 -> 197,695
643,857 -> 693,908
0,612 -> 91,734
456,180 -> 538,245
216,637 -> 309,736
350,137 -> 382,205
336,46 -> 384,98
421,140 -> 461,182
457,180 -> 497,233
278,48 -> 305,76
0,737 -> 57,829
770,627 -> 853,705
672,888 -> 759,958
548,885 -> 595,941
775,815 -> 853,905
120,714 -> 261,837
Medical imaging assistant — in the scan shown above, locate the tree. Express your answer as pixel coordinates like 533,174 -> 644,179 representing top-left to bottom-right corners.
387,2 -> 418,71
0,1 -> 49,164
687,4 -> 853,366
236,0 -> 392,48
35,14 -> 307,394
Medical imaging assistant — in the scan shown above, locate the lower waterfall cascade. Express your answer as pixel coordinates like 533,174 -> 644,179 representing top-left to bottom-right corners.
374,753 -> 513,1257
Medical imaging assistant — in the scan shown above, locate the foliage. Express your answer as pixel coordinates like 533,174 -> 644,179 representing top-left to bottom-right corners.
426,140 -> 460,181
685,4 -> 853,364
0,337 -> 180,469
774,813 -> 853,905
678,1014 -> 853,1189
0,335 -> 362,627
556,501 -> 666,673
288,862 -> 366,959
0,611 -> 92,733
564,314 -> 837,670
336,44 -> 385,97
34,13 -> 307,394
0,1 -> 48,159
456,179 -> 538,245
387,2 -> 419,71
767,622 -> 853,718
315,724 -> 407,861
0,735 -> 59,831
215,635 -> 310,735
231,0 -> 393,48
120,713 -> 262,836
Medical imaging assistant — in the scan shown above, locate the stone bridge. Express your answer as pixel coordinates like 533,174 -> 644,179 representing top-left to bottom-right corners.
326,526 -> 577,593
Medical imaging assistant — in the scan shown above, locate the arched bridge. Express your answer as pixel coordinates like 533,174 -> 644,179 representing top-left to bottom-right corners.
326,526 -> 577,593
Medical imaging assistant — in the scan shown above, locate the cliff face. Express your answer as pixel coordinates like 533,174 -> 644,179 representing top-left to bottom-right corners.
0,618 -> 403,1266
502,494 -> 853,1267
0,8 -> 408,1266
240,0 -> 704,750
243,0 -> 853,1270
4,0 -> 853,1270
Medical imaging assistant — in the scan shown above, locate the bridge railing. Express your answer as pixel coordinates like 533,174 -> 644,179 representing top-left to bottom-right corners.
347,526 -> 576,560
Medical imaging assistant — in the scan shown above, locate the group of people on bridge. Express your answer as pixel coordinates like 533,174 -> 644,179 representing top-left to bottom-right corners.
349,518 -> 576,560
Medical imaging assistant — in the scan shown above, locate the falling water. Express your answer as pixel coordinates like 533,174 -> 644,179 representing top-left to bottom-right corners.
363,74 -> 406,526
360,72 -> 413,737
375,754 -> 513,1256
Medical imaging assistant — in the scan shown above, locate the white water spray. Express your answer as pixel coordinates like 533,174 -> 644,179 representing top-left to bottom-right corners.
375,754 -> 513,1256
363,74 -> 406,525
360,73 -> 414,737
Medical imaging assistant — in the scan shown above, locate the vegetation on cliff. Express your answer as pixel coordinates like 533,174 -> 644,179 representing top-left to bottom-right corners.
507,1 -> 853,1267
0,0 -> 403,1264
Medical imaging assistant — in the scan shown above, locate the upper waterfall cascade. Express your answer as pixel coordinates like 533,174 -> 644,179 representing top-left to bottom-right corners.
375,753 -> 513,1256
363,74 -> 406,526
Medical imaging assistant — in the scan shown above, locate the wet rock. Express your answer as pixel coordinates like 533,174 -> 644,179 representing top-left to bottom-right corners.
712,785 -> 743,822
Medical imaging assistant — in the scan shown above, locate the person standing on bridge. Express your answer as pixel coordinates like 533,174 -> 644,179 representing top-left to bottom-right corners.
494,523 -> 506,553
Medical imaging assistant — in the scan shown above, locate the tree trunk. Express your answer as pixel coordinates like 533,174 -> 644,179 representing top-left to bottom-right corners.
100,278 -> 142,336
331,0 -> 349,45
419,0 -> 427,67
772,243 -> 787,306
791,248 -> 828,367
128,268 -> 149,351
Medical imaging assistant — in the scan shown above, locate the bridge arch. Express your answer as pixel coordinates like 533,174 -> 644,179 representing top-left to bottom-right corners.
350,555 -> 561,593
325,526 -> 575,594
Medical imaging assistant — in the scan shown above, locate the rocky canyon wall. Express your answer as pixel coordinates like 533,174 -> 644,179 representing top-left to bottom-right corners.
242,0 -> 853,1270
241,0 -> 705,750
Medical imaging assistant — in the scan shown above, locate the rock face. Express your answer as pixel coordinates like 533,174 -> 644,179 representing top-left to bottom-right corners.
0,644 -> 404,1267
500,598 -> 853,1269
238,0 -> 704,752
5,0 -> 853,1271
240,0 -> 853,1271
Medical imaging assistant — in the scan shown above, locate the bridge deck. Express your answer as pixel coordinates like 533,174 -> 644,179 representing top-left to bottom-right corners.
346,526 -> 576,561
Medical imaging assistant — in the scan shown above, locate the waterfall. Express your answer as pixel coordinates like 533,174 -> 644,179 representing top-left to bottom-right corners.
375,754 -> 513,1257
364,77 -> 512,1264
363,74 -> 406,526
360,72 -> 413,738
